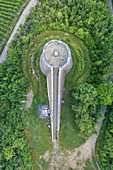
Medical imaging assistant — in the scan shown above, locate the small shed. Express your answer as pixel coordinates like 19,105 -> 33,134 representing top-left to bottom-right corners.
38,104 -> 50,119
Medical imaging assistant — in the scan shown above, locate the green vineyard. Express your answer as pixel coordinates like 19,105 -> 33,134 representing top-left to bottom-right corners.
0,0 -> 29,54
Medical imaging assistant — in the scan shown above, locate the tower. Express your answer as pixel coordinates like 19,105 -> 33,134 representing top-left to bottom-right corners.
40,40 -> 73,141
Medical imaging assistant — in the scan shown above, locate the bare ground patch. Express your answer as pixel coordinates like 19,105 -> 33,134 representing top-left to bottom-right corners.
26,90 -> 33,108
40,136 -> 98,170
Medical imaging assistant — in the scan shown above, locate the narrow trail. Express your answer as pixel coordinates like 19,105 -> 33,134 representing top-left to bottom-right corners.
0,0 -> 38,64
92,1 -> 113,169
26,91 -> 33,108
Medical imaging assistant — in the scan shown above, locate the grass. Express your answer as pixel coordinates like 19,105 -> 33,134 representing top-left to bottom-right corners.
84,159 -> 94,170
23,38 -> 53,169
59,32 -> 91,149
23,31 -> 91,168
23,75 -> 53,169
38,158 -> 49,169
59,91 -> 86,149
92,156 -> 98,170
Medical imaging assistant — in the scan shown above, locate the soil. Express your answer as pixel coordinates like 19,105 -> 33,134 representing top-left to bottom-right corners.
40,104 -> 107,170
26,90 -> 33,108
40,138 -> 95,170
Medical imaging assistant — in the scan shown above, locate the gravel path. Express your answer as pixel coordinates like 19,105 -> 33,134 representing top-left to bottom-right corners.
0,0 -> 38,64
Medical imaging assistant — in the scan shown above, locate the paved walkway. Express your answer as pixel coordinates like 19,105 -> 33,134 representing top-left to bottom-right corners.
0,0 -> 38,63
53,67 -> 59,141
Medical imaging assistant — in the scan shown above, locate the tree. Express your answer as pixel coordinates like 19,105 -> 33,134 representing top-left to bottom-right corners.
97,106 -> 113,169
1,0 -> 113,168
72,83 -> 99,139
97,81 -> 113,105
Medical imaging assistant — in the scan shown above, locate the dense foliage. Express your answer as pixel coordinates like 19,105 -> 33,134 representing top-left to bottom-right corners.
0,47 -> 33,169
71,83 -> 100,139
0,0 -> 113,168
96,105 -> 113,169
11,0 -> 112,87
97,81 -> 113,105
71,80 -> 113,139
0,0 -> 29,54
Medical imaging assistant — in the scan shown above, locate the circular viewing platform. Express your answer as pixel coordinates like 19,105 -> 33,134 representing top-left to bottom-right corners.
43,40 -> 71,67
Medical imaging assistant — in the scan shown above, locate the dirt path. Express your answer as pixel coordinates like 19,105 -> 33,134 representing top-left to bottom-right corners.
26,91 -> 33,108
0,0 -> 38,64
42,139 -> 96,170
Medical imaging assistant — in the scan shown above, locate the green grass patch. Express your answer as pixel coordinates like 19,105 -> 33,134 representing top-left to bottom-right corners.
84,159 -> 94,170
23,31 -> 91,168
23,74 -> 52,169
38,158 -> 49,169
92,156 -> 98,170
59,92 -> 86,149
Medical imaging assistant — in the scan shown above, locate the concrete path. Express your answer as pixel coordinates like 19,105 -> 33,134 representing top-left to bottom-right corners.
53,67 -> 59,141
0,0 -> 38,63
53,68 -> 58,141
